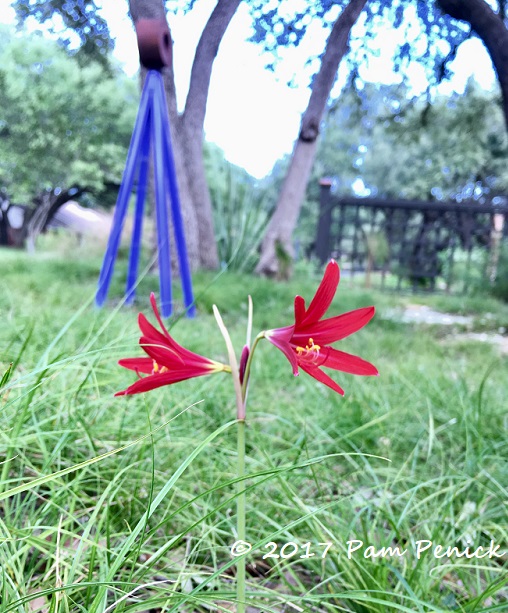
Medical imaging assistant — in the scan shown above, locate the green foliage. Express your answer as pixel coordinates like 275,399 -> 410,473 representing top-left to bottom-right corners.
314,81 -> 508,201
0,26 -> 138,205
306,83 -> 508,285
205,142 -> 273,272
12,0 -> 114,69
363,82 -> 508,200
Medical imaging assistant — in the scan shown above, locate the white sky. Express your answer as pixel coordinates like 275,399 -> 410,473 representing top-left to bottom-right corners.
0,0 -> 498,178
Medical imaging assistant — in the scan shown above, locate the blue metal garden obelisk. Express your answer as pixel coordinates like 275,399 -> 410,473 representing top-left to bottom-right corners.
96,19 -> 194,318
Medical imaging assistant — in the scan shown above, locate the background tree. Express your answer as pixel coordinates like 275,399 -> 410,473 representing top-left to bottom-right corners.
366,84 -> 508,286
311,80 -> 508,201
0,26 -> 137,248
301,81 -> 508,284
361,82 -> 508,200
254,0 -> 368,277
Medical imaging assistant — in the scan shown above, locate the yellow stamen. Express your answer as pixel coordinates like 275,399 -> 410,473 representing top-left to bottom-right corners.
296,338 -> 321,357
152,360 -> 168,374
305,338 -> 321,352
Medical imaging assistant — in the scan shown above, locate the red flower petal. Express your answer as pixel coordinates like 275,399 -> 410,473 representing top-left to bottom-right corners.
264,261 -> 377,395
265,326 -> 299,375
323,347 -> 379,376
299,363 -> 345,395
138,339 -> 187,367
116,294 -> 229,396
294,295 -> 306,326
138,312 -> 201,365
118,357 -> 154,374
150,292 -> 172,340
137,313 -> 170,346
115,368 -> 212,396
300,260 -> 340,325
294,306 -> 376,345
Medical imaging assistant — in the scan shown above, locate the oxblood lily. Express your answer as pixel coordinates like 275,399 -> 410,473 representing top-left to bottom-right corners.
264,260 -> 378,395
115,293 -> 230,396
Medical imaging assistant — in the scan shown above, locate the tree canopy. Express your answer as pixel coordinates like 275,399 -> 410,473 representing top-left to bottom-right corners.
248,1 -> 473,86
313,80 -> 508,201
0,26 -> 138,207
13,0 -> 113,68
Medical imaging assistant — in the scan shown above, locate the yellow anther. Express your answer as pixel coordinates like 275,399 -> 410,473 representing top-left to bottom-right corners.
305,338 -> 321,353
296,339 -> 321,357
152,360 -> 169,375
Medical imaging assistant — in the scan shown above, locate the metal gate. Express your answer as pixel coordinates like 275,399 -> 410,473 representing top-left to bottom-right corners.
314,180 -> 508,293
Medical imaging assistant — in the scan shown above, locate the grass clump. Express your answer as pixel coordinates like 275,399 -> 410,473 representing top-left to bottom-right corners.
0,240 -> 507,612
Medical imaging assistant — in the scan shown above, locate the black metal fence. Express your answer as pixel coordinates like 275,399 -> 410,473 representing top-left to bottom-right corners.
314,180 -> 508,293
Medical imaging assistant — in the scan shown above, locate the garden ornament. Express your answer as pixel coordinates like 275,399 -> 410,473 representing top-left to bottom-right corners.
96,18 -> 194,317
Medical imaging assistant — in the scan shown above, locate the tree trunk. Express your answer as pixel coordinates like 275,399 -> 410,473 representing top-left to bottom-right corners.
25,188 -> 85,251
129,0 -> 241,270
437,0 -> 508,129
181,0 -> 241,269
0,194 -> 26,248
256,0 -> 368,277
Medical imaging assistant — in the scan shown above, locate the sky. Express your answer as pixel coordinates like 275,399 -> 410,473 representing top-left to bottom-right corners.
0,0 -> 498,178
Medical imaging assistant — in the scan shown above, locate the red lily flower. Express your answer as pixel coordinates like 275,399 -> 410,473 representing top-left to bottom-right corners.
115,293 -> 230,396
265,260 -> 378,395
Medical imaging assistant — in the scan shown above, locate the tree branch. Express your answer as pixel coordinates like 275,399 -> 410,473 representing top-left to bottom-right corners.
183,0 -> 242,133
437,0 -> 508,128
298,0 -> 368,144
42,187 -> 87,231
436,28 -> 472,82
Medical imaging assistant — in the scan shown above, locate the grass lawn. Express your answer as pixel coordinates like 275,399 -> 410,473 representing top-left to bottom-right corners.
1,233 -> 508,612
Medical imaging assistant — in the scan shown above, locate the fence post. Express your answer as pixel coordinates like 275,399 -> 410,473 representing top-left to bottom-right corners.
316,178 -> 333,264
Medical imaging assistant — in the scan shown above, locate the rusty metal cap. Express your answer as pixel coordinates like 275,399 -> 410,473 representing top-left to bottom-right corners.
135,19 -> 172,70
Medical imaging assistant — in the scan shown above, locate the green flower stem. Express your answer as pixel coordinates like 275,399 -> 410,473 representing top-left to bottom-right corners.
213,307 -> 266,612
235,332 -> 264,612
237,418 -> 246,613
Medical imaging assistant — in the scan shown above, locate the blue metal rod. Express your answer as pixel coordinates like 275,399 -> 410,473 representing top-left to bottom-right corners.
153,73 -> 196,317
96,72 -> 153,307
125,108 -> 152,304
151,74 -> 173,317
